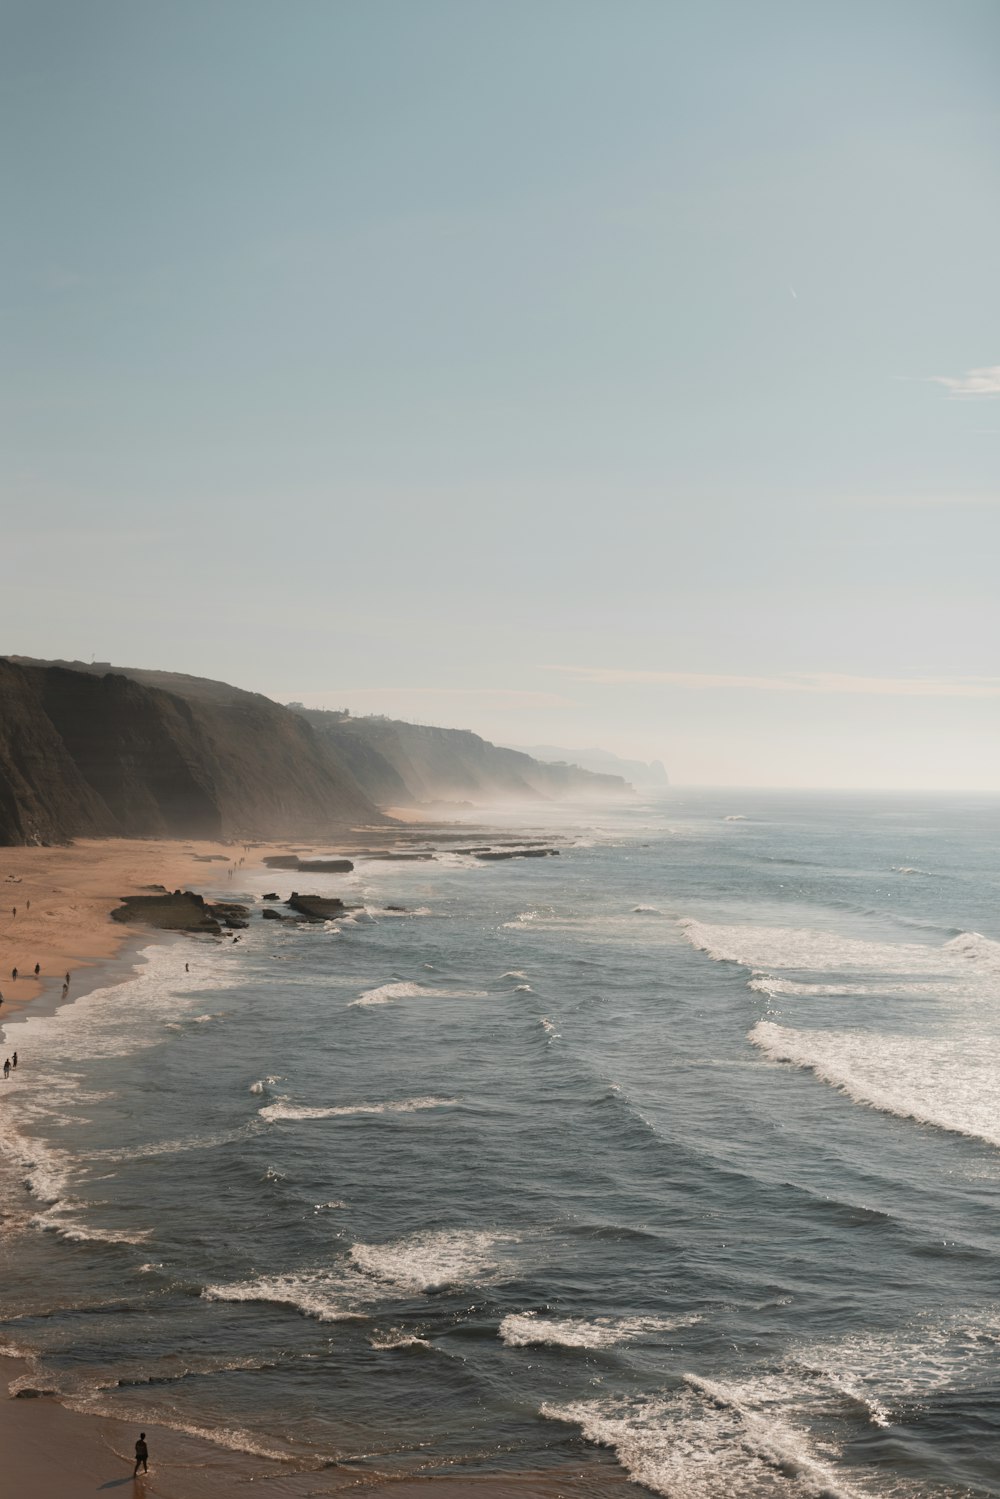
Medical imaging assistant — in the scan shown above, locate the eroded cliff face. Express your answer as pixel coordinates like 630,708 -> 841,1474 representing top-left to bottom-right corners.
0,659 -> 384,845
296,709 -> 632,806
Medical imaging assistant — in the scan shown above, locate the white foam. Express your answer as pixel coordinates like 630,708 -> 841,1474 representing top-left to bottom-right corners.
368,1329 -> 431,1350
202,1270 -> 372,1322
352,981 -> 488,1007
682,919 -> 1000,990
1,943 -> 237,1064
747,977 -> 861,999
501,1311 -> 700,1349
30,1212 -> 152,1246
544,1375 -> 864,1499
795,1306 -> 1000,1425
501,971 -> 528,980
751,1020 -> 1000,1149
350,1228 -> 516,1293
514,984 -> 533,993
539,1017 -> 558,1037
260,1095 -> 455,1121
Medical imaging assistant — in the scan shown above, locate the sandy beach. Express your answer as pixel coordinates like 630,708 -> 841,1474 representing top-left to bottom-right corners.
0,838 -> 253,1010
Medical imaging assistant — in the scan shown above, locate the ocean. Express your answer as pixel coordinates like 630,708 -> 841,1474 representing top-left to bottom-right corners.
3,790 -> 1000,1497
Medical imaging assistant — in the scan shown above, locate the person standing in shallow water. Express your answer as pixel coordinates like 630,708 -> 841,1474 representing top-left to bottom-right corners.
133,1432 -> 149,1475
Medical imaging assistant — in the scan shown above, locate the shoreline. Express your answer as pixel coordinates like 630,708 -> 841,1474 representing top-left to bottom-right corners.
0,1347 -> 628,1496
0,832 -> 627,1498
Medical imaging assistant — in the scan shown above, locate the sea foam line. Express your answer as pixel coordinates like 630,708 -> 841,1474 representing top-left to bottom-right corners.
750,1020 -> 1000,1150
260,1096 -> 455,1121
351,980 -> 488,1007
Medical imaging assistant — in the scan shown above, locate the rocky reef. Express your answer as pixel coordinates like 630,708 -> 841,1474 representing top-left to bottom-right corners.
111,891 -> 250,935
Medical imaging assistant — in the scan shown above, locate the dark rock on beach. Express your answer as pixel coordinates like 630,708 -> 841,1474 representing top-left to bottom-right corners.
111,891 -> 250,936
293,858 -> 354,873
286,892 -> 349,921
475,848 -> 560,861
262,907 -> 292,921
363,851 -> 435,862
262,854 -> 354,873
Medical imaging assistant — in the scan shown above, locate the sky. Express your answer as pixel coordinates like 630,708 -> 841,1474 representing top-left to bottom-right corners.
3,0 -> 999,787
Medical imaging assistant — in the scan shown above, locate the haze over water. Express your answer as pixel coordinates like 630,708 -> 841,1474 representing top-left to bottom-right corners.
4,791 -> 1000,1496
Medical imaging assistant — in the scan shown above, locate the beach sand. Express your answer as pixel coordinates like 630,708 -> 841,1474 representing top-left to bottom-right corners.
0,837 -> 250,1010
0,837 -> 628,1498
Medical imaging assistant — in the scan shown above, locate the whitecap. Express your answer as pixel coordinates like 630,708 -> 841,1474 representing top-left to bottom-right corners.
368,1329 -> 431,1350
751,1019 -> 1000,1149
350,1228 -> 517,1293
351,981 -> 488,1008
261,1096 -> 455,1122
543,1373 -> 865,1499
500,1311 -> 700,1349
201,1270 -> 372,1322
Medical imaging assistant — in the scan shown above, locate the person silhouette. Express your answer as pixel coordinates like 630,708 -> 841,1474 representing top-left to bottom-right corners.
133,1431 -> 149,1475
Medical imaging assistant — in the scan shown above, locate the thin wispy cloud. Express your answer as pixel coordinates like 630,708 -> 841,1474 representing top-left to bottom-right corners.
928,364 -> 1000,398
543,667 -> 1000,699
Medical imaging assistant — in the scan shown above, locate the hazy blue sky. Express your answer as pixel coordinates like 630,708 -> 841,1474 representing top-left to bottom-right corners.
3,1 -> 999,786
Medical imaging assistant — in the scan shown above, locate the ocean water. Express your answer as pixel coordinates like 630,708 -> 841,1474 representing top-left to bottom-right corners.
4,790 -> 1000,1496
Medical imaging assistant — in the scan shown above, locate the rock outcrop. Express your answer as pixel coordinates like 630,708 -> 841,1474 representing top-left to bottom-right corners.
110,891 -> 250,935
286,892 -> 349,921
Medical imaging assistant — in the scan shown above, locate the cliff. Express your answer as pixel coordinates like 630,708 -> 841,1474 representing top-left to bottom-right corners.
294,709 -> 632,807
0,658 -> 385,845
512,744 -> 669,788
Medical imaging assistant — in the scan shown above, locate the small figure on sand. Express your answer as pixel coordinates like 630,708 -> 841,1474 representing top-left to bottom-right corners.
11,967 -> 17,981
134,1432 -> 149,1475
11,1052 -> 17,1069
3,1059 -> 10,1080
65,971 -> 70,984
34,962 -> 40,975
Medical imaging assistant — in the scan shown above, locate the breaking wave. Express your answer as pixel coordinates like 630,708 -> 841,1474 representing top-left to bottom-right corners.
260,1096 -> 455,1121
351,981 -> 489,1007
500,1311 -> 701,1349
751,1020 -> 1000,1149
350,1228 -> 518,1294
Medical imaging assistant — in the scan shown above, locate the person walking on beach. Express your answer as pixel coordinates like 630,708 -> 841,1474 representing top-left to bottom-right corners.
11,1052 -> 17,1069
34,962 -> 40,975
134,1432 -> 149,1475
10,967 -> 16,981
3,1059 -> 10,1080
